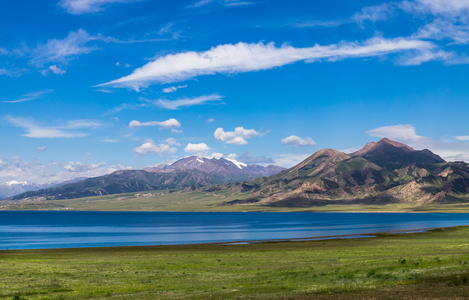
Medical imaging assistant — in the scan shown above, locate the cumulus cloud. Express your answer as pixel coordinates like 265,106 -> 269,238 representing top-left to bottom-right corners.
133,139 -> 178,156
214,127 -> 260,145
98,37 -> 434,90
129,118 -> 181,129
48,65 -> 66,75
165,137 -> 180,146
206,118 -> 215,123
162,84 -> 187,93
281,135 -> 316,147
366,124 -> 469,162
59,0 -> 141,14
155,94 -> 224,110
4,115 -> 101,138
184,143 -> 211,153
456,136 -> 469,141
3,89 -> 54,104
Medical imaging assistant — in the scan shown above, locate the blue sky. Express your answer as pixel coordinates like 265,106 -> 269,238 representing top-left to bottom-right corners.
1,0 -> 469,185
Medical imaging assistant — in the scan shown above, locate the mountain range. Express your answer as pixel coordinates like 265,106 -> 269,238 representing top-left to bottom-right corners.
220,138 -> 469,207
4,138 -> 469,208
4,156 -> 284,201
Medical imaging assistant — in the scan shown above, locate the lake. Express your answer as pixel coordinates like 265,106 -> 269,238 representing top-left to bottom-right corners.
2,211 -> 469,250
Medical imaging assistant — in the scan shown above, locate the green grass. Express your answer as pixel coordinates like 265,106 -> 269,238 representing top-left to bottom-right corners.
2,227 -> 469,299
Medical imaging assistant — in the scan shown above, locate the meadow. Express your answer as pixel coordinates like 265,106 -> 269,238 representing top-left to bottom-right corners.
2,226 -> 469,299
3,189 -> 469,213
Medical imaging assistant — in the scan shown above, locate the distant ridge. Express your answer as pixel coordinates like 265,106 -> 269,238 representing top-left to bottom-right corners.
4,156 -> 285,202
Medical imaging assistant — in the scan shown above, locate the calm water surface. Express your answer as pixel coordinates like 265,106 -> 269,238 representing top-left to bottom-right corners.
1,211 -> 469,250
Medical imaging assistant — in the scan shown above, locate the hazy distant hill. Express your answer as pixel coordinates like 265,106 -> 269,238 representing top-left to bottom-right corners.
5,156 -> 284,201
221,138 -> 469,207
0,177 -> 86,199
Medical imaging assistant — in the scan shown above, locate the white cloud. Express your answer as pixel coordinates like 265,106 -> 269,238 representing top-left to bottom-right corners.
31,29 -> 99,67
98,37 -> 434,90
165,137 -> 180,146
281,135 -> 316,147
133,139 -> 177,156
354,2 -> 397,25
4,116 -> 101,139
64,161 -> 106,172
189,0 -> 254,8
366,124 -> 426,142
35,146 -> 47,152
162,84 -> 187,93
455,136 -> 469,141
0,156 -> 131,185
206,118 -> 215,123
3,89 -> 54,104
59,0 -> 141,14
214,127 -> 260,145
400,0 -> 469,16
184,143 -> 211,153
101,138 -> 119,143
0,67 -> 27,78
396,49 -> 457,66
49,65 -> 66,75
155,94 -> 224,110
129,118 -> 181,129
366,124 -> 469,162
413,19 -> 469,44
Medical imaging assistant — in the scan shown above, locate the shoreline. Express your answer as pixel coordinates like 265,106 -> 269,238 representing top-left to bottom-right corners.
3,224 -> 465,252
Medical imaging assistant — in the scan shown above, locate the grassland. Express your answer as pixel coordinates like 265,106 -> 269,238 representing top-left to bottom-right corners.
2,226 -> 469,299
2,189 -> 469,213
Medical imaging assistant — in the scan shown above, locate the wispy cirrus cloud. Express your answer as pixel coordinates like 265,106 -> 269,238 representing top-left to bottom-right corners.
59,0 -> 143,15
353,0 -> 469,65
155,94 -> 224,110
162,84 -> 187,93
366,124 -> 426,142
189,0 -> 254,8
110,94 -> 223,113
3,89 -> 54,104
4,115 -> 101,138
98,37 -> 434,90
0,67 -> 28,78
30,29 -> 100,67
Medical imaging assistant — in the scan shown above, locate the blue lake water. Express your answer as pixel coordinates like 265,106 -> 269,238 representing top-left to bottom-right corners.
1,211 -> 469,250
